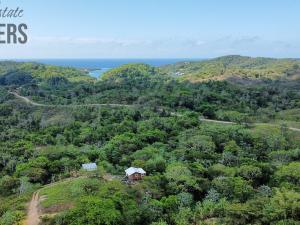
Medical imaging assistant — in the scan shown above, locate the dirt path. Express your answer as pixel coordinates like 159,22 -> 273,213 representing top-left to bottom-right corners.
199,118 -> 235,124
289,127 -> 300,132
23,178 -> 82,225
9,91 -> 300,133
23,175 -> 118,224
9,91 -> 133,108
24,192 -> 41,225
199,118 -> 300,132
169,106 -> 300,132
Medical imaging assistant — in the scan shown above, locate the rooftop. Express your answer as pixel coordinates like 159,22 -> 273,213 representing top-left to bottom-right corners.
125,167 -> 146,176
82,163 -> 97,171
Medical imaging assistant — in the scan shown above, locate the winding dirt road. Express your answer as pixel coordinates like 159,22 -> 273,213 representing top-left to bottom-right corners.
288,127 -> 300,132
9,91 -> 300,133
198,118 -> 300,132
9,91 -> 133,108
24,192 -> 40,225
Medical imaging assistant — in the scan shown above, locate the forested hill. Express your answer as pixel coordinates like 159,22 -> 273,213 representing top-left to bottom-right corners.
0,59 -> 300,225
161,55 -> 300,83
101,63 -> 158,81
0,61 -> 94,85
2,56 -> 300,86
1,61 -> 300,119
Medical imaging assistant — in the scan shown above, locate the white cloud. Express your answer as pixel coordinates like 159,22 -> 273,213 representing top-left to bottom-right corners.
31,36 -> 147,46
1,35 -> 300,59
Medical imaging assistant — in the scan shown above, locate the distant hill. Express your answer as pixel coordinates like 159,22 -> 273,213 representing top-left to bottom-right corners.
2,56 -> 300,87
0,61 -> 94,84
101,63 -> 158,82
161,55 -> 300,83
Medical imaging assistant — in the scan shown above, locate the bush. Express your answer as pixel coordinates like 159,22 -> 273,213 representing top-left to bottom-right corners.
0,176 -> 20,196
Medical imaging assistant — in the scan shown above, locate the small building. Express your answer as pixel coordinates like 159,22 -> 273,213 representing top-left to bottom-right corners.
125,167 -> 146,181
82,163 -> 97,171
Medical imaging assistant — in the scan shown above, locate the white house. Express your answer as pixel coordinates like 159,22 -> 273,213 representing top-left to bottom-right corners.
82,163 -> 97,171
125,167 -> 146,181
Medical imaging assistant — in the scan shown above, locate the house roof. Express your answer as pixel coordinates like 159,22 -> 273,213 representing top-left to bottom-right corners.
125,167 -> 146,176
82,163 -> 97,171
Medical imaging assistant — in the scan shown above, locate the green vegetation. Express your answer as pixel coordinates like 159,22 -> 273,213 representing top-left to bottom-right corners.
162,55 -> 300,83
39,178 -> 103,210
101,63 -> 158,81
0,58 -> 300,225
0,61 -> 94,85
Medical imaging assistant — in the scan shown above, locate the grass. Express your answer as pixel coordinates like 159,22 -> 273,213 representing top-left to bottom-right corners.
201,117 -> 300,143
39,177 -> 103,210
252,123 -> 282,132
272,108 -> 300,129
276,109 -> 300,121
272,120 -> 300,129
0,192 -> 34,225
252,122 -> 300,145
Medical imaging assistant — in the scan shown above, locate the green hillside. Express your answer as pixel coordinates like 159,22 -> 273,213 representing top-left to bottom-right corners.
101,63 -> 158,81
162,55 -> 300,83
0,62 -> 95,84
0,59 -> 300,225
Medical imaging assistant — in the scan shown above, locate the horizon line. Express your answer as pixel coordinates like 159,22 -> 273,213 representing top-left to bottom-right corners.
0,55 -> 300,61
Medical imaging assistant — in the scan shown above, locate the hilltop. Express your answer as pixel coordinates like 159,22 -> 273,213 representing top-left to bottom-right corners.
101,63 -> 160,83
0,61 -> 95,85
161,55 -> 300,83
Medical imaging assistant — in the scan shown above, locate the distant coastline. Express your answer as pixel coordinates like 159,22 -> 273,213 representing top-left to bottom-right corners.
12,58 -> 202,69
11,58 -> 203,78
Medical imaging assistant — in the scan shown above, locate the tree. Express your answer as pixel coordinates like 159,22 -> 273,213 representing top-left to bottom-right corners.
15,157 -> 50,183
165,163 -> 198,194
139,129 -> 166,144
171,207 -> 193,225
0,210 -> 24,225
176,192 -> 193,208
263,188 -> 300,223
205,188 -> 220,203
212,176 -> 253,202
177,134 -> 216,162
274,162 -> 300,186
64,197 -> 121,225
0,176 -> 20,196
238,165 -> 262,184
224,140 -> 241,155
145,157 -> 166,174
150,221 -> 168,225
193,198 -> 228,222
208,164 -> 236,178
103,133 -> 142,164
220,152 -> 239,166
140,199 -> 164,224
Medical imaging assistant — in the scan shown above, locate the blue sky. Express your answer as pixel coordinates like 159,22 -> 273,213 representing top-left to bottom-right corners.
1,0 -> 300,58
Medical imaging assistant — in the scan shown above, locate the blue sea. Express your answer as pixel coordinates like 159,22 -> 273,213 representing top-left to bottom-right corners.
15,59 -> 201,78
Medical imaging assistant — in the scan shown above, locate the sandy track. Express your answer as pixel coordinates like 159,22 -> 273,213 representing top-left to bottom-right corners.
24,192 -> 40,225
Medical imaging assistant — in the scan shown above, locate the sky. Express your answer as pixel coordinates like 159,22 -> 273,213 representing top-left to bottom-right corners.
1,0 -> 300,59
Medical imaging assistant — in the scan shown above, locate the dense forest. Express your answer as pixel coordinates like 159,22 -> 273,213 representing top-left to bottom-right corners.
0,56 -> 299,225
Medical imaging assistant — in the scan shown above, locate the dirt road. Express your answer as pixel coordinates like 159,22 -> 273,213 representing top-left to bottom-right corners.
24,192 -> 40,225
9,91 -> 133,108
9,91 -> 300,133
199,118 -> 235,124
289,127 -> 300,132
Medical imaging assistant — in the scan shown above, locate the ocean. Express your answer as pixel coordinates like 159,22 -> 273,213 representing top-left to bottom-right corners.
15,58 -> 201,78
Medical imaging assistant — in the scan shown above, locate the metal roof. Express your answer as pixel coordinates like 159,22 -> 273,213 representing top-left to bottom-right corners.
125,167 -> 146,176
82,163 -> 97,171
